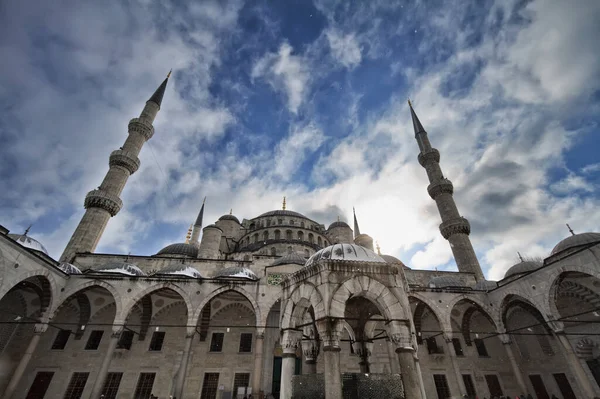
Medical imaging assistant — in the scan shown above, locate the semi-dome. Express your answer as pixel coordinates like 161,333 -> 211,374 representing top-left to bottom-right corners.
58,262 -> 82,275
214,266 -> 259,280
271,252 -> 306,266
428,275 -> 467,288
155,263 -> 202,278
8,233 -> 48,255
551,232 -> 600,255
305,243 -> 386,267
155,242 -> 199,258
328,221 -> 350,229
381,254 -> 410,269
504,260 -> 542,278
219,214 -> 240,223
96,262 -> 146,276
473,280 -> 498,291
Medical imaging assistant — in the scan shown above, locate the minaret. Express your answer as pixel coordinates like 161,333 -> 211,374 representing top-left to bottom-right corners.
353,208 -> 374,251
353,207 -> 361,237
60,72 -> 172,262
190,197 -> 206,243
408,100 -> 484,280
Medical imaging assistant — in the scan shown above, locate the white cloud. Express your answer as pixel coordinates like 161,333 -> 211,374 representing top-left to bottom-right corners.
550,174 -> 594,195
252,42 -> 310,114
326,29 -> 362,68
273,124 -> 326,180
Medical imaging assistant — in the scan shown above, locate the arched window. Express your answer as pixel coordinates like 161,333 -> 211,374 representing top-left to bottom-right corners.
287,246 -> 293,254
308,233 -> 314,244
317,237 -> 322,246
290,220 -> 295,225
275,230 -> 281,240
301,222 -> 305,228
286,230 -> 293,240
297,231 -> 304,241
304,249 -> 310,258
278,219 -> 283,225
271,247 -> 277,256
263,231 -> 269,241
253,234 -> 259,243
267,219 -> 271,227
250,223 -> 256,230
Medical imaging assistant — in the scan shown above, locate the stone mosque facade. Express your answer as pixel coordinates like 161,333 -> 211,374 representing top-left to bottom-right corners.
1,75 -> 600,399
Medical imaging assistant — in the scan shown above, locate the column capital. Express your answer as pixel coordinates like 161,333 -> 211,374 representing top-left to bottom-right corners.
387,320 -> 414,351
33,323 -> 48,334
499,333 -> 512,345
302,338 -> 320,361
442,331 -> 454,343
111,325 -> 124,338
547,319 -> 564,333
281,330 -> 301,354
316,318 -> 343,349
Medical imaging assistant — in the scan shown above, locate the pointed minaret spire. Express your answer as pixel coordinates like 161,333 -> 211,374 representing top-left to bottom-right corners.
409,101 -> 484,281
148,70 -> 172,109
60,74 -> 170,263
353,207 -> 361,238
566,223 -> 575,236
191,197 -> 206,243
23,225 -> 32,236
282,196 -> 287,210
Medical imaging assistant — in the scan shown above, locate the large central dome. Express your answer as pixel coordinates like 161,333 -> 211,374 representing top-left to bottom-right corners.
257,210 -> 309,219
305,243 -> 386,267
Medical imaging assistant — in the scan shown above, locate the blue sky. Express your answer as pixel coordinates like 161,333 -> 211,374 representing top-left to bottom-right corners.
1,0 -> 599,280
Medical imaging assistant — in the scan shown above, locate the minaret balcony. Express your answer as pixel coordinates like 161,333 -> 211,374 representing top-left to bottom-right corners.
439,217 -> 471,239
109,150 -> 141,174
128,117 -> 155,141
84,189 -> 123,216
418,148 -> 440,167
427,179 -> 454,199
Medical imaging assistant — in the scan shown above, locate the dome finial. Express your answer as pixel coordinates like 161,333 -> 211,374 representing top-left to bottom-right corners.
376,241 -> 381,255
24,224 -> 32,235
517,252 -> 524,262
230,208 -> 233,215
282,196 -> 287,210
337,215 -> 340,222
185,224 -> 193,243
566,223 -> 575,236
407,98 -> 413,108
167,69 -> 172,79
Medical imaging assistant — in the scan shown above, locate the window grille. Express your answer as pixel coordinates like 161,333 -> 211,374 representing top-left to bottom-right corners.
133,373 -> 156,399
426,337 -> 443,354
553,373 -> 576,399
25,372 -> 54,399
117,330 -> 134,350
433,374 -> 451,399
484,374 -> 503,397
52,330 -> 71,350
233,373 -> 250,397
210,332 -> 224,352
474,338 -> 489,357
239,333 -> 253,352
85,330 -> 103,350
201,373 -> 220,399
63,372 -> 89,399
100,372 -> 123,399
148,331 -> 165,351
462,374 -> 477,398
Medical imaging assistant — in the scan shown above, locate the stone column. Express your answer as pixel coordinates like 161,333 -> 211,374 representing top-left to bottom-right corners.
252,332 -> 265,397
499,334 -> 527,395
280,330 -> 300,399
414,356 -> 427,399
388,321 -> 423,399
444,333 -> 466,397
302,338 -> 319,374
174,332 -> 194,399
90,327 -> 122,399
386,338 -> 401,374
353,342 -> 372,373
316,319 -> 343,399
2,323 -> 48,399
555,332 -> 597,397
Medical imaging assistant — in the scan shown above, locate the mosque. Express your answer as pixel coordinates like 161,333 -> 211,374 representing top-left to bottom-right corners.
1,74 -> 599,399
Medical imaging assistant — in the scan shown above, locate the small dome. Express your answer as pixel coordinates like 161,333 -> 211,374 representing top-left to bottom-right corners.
155,243 -> 198,258
473,280 -> 498,291
204,224 -> 222,231
96,262 -> 146,276
219,214 -> 240,223
271,252 -> 306,266
551,232 -> 600,255
504,260 -> 542,278
155,263 -> 202,278
328,221 -> 350,229
8,234 -> 48,255
381,254 -> 410,269
306,243 -> 386,267
428,275 -> 467,288
58,262 -> 82,275
214,266 -> 259,280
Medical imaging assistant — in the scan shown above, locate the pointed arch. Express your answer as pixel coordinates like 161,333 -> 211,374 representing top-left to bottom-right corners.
0,271 -> 57,317
193,286 -> 261,328
120,282 -> 192,328
281,282 -> 325,330
546,264 -> 600,320
51,280 -> 121,325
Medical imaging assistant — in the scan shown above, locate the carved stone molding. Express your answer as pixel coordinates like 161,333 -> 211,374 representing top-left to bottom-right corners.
109,150 -> 140,174
33,323 -> 48,334
387,321 -> 413,351
128,118 -> 155,141
281,330 -> 301,354
302,339 -> 320,360
84,189 -> 123,216
427,179 -> 454,199
439,217 -> 471,239
418,148 -> 440,167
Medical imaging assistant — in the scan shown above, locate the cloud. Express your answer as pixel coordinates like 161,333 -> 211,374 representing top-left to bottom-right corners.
251,42 -> 310,114
550,174 -> 594,195
273,124 -> 326,180
326,29 -> 362,68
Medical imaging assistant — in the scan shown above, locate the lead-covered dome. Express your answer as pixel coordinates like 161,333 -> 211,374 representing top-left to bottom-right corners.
381,254 -> 410,269
58,262 -> 82,275
551,232 -> 600,255
504,260 -> 542,278
155,263 -> 202,278
305,243 -> 386,267
214,266 -> 259,280
8,233 -> 48,255
271,252 -> 306,266
428,275 -> 467,288
219,214 -> 240,223
328,221 -> 350,229
473,280 -> 498,291
257,210 -> 308,219
95,262 -> 146,276
155,242 -> 199,258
